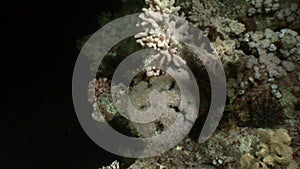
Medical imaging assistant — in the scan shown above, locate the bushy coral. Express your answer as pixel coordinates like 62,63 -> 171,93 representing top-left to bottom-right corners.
188,0 -> 245,39
247,0 -> 280,16
276,3 -> 300,24
241,28 -> 299,99
135,0 -> 187,67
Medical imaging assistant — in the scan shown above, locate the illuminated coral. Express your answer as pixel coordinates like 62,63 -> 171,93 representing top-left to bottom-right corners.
101,160 -> 119,169
135,0 -> 187,67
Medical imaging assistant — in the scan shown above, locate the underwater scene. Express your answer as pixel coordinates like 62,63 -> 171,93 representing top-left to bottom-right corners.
75,0 -> 300,168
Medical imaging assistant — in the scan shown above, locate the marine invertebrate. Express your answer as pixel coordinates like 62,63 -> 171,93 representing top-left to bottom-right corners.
241,28 -> 299,99
87,78 -> 110,104
87,78 -> 119,122
188,0 -> 245,39
80,0 -> 300,167
101,160 -> 119,169
135,0 -> 187,67
112,74 -> 182,138
240,128 -> 298,169
247,0 -> 280,16
276,3 -> 300,24
232,85 -> 284,128
187,0 -> 246,66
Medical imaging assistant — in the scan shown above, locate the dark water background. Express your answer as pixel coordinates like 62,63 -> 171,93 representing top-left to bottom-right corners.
1,0 -> 123,168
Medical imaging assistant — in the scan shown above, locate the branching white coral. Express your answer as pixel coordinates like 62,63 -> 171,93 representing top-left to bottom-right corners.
101,160 -> 119,169
135,0 -> 187,68
144,0 -> 180,14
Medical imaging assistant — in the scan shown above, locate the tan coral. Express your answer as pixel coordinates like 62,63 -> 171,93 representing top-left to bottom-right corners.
240,128 -> 299,169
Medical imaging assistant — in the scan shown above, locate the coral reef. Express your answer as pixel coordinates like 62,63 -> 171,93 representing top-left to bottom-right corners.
81,0 -> 300,168
127,127 -> 259,168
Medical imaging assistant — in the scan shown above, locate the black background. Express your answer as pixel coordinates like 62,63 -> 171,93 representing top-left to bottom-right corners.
1,0 -> 123,168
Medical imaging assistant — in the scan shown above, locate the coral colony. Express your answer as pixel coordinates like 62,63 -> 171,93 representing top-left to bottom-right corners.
80,0 -> 300,168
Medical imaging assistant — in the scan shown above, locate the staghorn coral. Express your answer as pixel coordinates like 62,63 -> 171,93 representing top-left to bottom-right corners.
135,0 -> 187,68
